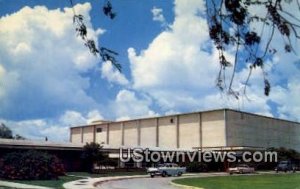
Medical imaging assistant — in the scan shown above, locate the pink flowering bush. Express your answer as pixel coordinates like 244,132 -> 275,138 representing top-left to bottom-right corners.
0,150 -> 65,180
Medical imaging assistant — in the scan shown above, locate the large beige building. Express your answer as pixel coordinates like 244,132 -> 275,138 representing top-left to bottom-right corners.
70,109 -> 300,152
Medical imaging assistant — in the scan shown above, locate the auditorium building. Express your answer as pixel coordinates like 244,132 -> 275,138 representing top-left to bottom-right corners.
70,109 -> 300,152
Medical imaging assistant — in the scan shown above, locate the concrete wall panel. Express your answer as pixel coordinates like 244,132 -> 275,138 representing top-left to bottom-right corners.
95,125 -> 107,144
140,119 -> 157,147
158,116 -> 177,149
179,113 -> 200,149
109,123 -> 122,147
124,121 -> 138,146
226,110 -> 300,152
82,126 -> 93,143
71,128 -> 82,144
201,111 -> 226,147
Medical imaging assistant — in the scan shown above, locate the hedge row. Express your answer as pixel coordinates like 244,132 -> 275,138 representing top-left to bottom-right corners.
0,150 -> 65,180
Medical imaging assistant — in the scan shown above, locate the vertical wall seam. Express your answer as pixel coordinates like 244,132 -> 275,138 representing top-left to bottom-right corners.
93,125 -> 96,143
121,122 -> 124,146
137,120 -> 141,146
69,128 -> 72,143
199,113 -> 202,151
156,118 -> 159,147
177,115 -> 180,148
107,123 -> 110,145
224,109 -> 228,146
81,127 -> 83,143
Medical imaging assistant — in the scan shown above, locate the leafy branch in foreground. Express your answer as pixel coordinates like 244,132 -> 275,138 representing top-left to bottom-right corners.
70,0 -> 121,71
206,0 -> 300,98
103,0 -> 116,19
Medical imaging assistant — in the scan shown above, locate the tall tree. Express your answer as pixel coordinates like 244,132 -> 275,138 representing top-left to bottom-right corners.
0,123 -> 13,139
0,123 -> 26,140
206,0 -> 300,98
81,142 -> 106,172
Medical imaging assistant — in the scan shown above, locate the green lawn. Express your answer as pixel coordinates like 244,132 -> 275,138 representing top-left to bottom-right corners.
174,173 -> 300,189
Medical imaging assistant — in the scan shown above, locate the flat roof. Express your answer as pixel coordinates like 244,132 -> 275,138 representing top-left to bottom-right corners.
0,138 -> 84,151
70,108 -> 226,128
70,108 -> 300,129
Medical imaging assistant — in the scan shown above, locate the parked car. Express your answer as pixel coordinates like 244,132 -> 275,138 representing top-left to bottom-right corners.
228,164 -> 255,175
275,161 -> 296,173
146,163 -> 186,178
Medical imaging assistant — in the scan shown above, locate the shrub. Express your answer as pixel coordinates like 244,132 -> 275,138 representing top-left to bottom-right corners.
186,162 -> 208,172
100,157 -> 118,168
81,142 -> 105,172
0,150 -> 65,180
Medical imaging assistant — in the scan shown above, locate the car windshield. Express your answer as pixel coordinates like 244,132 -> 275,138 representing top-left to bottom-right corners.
158,163 -> 178,167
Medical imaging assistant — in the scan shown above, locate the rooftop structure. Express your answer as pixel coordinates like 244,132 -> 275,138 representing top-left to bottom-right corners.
70,109 -> 300,152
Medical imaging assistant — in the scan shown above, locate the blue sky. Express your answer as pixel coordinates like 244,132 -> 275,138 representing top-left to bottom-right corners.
0,0 -> 300,141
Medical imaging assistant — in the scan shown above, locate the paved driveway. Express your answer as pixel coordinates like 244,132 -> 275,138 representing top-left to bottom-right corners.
97,177 -> 180,189
97,172 -> 229,189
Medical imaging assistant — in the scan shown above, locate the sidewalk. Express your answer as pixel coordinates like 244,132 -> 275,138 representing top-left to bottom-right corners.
0,180 -> 53,189
63,175 -> 148,189
62,173 -> 202,189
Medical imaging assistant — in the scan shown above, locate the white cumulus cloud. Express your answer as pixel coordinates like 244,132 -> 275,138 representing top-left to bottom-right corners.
87,109 -> 104,123
0,109 -> 105,141
101,61 -> 129,86
128,0 -> 300,120
151,6 -> 168,28
0,3 -> 102,120
112,89 -> 157,120
0,3 -> 112,141
129,0 -> 222,112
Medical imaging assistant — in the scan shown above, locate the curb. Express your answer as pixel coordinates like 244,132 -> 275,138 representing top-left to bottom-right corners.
168,171 -> 281,189
169,180 -> 203,189
93,175 -> 149,187
63,175 -> 148,189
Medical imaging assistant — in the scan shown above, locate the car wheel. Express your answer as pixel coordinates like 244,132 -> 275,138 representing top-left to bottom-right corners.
178,172 -> 182,176
150,174 -> 155,178
229,172 -> 233,175
162,171 -> 167,177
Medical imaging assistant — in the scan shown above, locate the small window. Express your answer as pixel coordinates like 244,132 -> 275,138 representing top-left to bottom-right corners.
170,118 -> 174,123
96,128 -> 102,133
